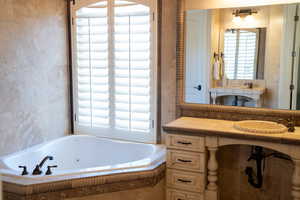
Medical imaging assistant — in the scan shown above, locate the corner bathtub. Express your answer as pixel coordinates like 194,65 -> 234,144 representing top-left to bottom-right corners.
0,135 -> 166,185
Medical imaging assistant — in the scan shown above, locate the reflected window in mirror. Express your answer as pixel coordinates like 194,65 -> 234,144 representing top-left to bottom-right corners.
224,28 -> 266,80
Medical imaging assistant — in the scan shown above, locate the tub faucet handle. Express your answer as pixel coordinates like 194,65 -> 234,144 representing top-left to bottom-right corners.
46,165 -> 58,175
18,166 -> 28,176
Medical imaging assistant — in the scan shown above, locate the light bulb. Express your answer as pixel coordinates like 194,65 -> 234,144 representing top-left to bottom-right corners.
232,16 -> 242,24
245,15 -> 255,23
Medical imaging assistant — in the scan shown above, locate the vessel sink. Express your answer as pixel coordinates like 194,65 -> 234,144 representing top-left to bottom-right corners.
233,120 -> 288,134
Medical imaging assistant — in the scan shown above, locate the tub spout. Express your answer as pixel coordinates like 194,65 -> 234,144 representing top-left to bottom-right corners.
39,156 -> 53,168
32,156 -> 54,175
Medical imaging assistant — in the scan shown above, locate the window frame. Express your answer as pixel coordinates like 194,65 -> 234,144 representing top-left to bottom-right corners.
70,0 -> 158,143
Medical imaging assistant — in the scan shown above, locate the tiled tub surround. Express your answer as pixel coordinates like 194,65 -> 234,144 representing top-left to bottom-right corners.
0,135 -> 166,200
3,165 -> 165,200
163,117 -> 300,200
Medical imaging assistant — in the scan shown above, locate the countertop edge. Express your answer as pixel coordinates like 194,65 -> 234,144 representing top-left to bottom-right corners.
163,125 -> 300,146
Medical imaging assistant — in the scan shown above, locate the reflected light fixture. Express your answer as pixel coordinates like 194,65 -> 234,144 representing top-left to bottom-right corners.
232,9 -> 257,23
232,15 -> 242,24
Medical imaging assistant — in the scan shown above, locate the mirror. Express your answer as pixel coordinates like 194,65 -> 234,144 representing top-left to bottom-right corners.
184,4 -> 300,110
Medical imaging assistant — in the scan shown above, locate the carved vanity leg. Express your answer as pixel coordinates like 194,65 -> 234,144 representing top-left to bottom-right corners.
206,147 -> 219,200
212,97 -> 216,104
292,159 -> 300,200
211,93 -> 217,105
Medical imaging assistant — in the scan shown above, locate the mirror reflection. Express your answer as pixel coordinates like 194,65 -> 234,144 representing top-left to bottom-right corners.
223,28 -> 266,80
184,4 -> 300,110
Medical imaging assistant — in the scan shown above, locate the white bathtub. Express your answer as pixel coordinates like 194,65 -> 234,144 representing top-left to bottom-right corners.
0,135 -> 166,185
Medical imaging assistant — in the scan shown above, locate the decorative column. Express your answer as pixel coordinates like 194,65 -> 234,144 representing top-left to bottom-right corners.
292,159 -> 300,200
206,146 -> 219,200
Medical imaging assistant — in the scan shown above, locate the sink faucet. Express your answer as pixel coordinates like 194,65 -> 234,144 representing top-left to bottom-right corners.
244,82 -> 253,89
278,118 -> 295,132
32,156 -> 54,175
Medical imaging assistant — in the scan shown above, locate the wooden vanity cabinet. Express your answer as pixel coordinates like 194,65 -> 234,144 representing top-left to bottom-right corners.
166,134 -> 206,200
164,117 -> 300,200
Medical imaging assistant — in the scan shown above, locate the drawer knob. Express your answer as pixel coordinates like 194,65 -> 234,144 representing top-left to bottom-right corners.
177,178 -> 192,183
177,159 -> 192,163
177,141 -> 192,145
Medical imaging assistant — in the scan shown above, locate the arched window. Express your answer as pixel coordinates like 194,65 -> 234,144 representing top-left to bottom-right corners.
71,0 -> 157,143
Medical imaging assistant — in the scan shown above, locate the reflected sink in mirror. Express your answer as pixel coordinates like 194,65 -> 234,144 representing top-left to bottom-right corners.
233,120 -> 288,134
209,86 -> 266,107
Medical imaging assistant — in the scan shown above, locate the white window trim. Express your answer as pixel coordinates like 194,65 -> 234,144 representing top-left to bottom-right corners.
70,0 -> 158,144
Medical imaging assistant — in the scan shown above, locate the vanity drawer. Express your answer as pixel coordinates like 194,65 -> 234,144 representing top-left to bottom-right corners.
166,134 -> 205,152
167,150 -> 205,172
167,169 -> 205,193
167,189 -> 204,200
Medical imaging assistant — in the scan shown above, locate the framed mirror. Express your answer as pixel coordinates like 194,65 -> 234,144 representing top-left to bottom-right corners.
183,3 -> 300,110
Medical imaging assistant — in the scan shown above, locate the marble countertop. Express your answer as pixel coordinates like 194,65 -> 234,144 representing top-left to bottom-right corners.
163,117 -> 300,145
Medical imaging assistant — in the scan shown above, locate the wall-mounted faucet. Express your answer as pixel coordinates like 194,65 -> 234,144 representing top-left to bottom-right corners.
244,82 -> 253,89
32,156 -> 54,175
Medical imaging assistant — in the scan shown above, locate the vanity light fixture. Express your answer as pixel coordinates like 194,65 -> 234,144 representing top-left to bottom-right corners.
232,9 -> 257,23
232,9 -> 258,18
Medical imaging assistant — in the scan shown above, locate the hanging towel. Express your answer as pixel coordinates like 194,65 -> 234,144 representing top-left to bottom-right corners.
219,55 -> 224,79
213,59 -> 221,80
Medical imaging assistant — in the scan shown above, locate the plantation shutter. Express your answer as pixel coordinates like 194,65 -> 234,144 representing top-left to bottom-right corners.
76,1 -> 110,128
114,1 -> 151,132
236,30 -> 257,80
224,29 -> 258,80
72,0 -> 156,142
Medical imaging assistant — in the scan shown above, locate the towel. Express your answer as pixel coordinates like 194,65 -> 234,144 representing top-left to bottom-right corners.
213,60 -> 222,80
